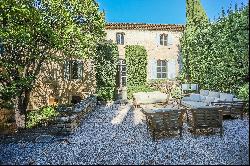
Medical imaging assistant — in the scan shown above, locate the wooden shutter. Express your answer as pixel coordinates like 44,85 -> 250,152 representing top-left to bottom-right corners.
121,34 -> 124,45
63,60 -> 70,80
155,33 -> 160,46
149,59 -> 157,80
77,61 -> 83,79
167,59 -> 176,79
167,33 -> 174,45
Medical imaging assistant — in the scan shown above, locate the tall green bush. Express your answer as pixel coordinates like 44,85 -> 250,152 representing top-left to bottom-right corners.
180,5 -> 249,96
125,45 -> 147,86
125,45 -> 150,99
94,43 -> 118,101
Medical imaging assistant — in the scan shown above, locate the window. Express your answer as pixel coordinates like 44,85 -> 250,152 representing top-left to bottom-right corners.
116,33 -> 124,45
118,59 -> 126,87
64,60 -> 83,80
160,34 -> 168,46
156,60 -> 168,78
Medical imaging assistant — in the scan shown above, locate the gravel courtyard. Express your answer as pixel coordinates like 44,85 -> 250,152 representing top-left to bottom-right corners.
0,103 -> 249,165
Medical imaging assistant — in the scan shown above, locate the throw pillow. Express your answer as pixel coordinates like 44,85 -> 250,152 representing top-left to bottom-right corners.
204,96 -> 215,104
190,94 -> 201,102
200,89 -> 209,96
220,93 -> 234,102
208,91 -> 220,98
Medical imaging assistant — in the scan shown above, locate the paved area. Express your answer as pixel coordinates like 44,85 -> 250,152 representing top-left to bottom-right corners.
0,103 -> 249,165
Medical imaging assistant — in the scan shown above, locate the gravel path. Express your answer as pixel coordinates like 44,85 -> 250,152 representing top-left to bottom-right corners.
0,103 -> 249,165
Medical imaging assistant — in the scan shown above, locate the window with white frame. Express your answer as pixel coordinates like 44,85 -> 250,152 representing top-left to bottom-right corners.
116,33 -> 124,45
156,60 -> 168,78
160,34 -> 168,46
63,60 -> 83,80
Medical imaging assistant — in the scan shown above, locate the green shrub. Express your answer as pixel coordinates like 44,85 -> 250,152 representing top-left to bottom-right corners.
27,106 -> 58,128
127,85 -> 156,99
238,83 -> 249,101
170,86 -> 182,99
96,87 -> 116,101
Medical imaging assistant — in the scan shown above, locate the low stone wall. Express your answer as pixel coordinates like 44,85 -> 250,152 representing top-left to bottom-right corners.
0,95 -> 97,141
48,95 -> 97,135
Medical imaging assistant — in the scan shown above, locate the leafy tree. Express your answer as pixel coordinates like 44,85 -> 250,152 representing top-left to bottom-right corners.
0,0 -> 105,128
180,0 -> 209,81
180,2 -> 249,96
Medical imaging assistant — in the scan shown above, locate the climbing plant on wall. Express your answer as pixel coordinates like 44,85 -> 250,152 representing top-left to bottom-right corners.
180,4 -> 249,97
125,45 -> 147,86
125,45 -> 152,99
94,43 -> 119,101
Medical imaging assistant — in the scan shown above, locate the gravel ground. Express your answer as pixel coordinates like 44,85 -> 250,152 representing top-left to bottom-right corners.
0,103 -> 249,165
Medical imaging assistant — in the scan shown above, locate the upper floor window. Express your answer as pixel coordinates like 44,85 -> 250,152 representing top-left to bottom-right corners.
160,34 -> 168,46
116,33 -> 124,45
157,60 -> 168,78
64,60 -> 83,80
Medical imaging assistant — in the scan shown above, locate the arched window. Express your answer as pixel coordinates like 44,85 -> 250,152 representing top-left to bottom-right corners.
160,34 -> 168,46
116,33 -> 124,45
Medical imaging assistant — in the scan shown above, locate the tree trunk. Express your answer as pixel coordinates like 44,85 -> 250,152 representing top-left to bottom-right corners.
14,90 -> 31,129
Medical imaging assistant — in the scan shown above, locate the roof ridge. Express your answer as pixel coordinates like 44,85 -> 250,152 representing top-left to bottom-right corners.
105,23 -> 185,31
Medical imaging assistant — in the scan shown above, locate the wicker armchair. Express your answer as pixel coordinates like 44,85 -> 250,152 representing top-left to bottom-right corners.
142,109 -> 185,141
188,107 -> 224,137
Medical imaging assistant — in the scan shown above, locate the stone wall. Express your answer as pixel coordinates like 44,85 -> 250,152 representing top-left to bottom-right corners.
0,96 -> 97,140
105,29 -> 183,80
28,53 -> 96,110
0,109 -> 16,134
43,95 -> 97,135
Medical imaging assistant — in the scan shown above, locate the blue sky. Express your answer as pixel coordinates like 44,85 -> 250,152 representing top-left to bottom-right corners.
96,0 -> 249,24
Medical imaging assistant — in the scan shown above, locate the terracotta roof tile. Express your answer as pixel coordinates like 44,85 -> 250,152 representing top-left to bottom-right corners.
105,23 -> 185,31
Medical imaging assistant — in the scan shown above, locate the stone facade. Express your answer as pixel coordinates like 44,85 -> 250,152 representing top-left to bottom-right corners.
105,23 -> 184,81
28,53 -> 96,110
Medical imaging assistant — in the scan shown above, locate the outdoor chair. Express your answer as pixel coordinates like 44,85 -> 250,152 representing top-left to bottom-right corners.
211,101 -> 248,119
142,109 -> 185,141
187,107 -> 224,137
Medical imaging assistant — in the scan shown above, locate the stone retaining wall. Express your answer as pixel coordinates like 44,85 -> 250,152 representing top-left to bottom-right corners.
0,96 -> 97,142
47,95 -> 97,135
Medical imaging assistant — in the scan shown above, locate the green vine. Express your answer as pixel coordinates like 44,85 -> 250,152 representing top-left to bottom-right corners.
125,45 -> 151,99
125,45 -> 147,86
94,43 -> 119,101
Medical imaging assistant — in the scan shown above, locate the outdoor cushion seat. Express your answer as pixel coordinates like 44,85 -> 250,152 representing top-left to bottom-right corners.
181,100 -> 208,108
133,91 -> 168,107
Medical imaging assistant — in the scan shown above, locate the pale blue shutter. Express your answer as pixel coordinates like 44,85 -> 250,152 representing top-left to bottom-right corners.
77,61 -> 83,79
167,33 -> 174,45
64,61 -> 70,80
168,60 -> 176,79
149,59 -> 157,80
155,33 -> 160,46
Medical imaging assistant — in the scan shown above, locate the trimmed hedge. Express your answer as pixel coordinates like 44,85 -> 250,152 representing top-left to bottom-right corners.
180,5 -> 249,97
94,43 -> 119,101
